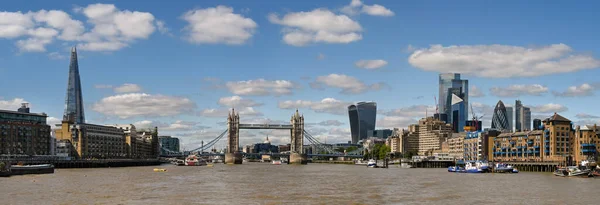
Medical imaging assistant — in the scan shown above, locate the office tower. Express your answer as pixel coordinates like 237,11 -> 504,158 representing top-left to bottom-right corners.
516,100 -> 531,131
348,102 -> 377,144
533,119 -> 542,130
450,94 -> 466,133
491,100 -> 510,132
438,73 -> 468,125
506,106 -> 513,132
515,100 -> 522,131
63,47 -> 85,124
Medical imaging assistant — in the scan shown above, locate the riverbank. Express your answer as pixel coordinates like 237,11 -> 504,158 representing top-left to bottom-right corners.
310,160 -> 354,165
1,159 -> 162,169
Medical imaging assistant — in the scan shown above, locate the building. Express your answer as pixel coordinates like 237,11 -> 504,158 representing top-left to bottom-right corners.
348,102 -> 377,144
438,73 -> 468,126
55,139 -> 73,158
515,100 -> 532,132
69,123 -> 127,159
450,94 -> 466,133
465,120 -> 482,132
403,124 -> 420,155
533,119 -> 542,130
542,113 -> 573,163
446,133 -> 464,160
417,117 -> 453,155
386,134 -> 402,154
573,125 -> 599,164
253,136 -> 278,153
490,130 -> 543,162
63,47 -> 85,124
506,106 -> 514,132
242,145 -> 254,153
463,130 -> 500,161
491,100 -> 510,132
0,104 -> 51,156
278,144 -> 290,153
367,129 -> 393,139
159,136 -> 180,155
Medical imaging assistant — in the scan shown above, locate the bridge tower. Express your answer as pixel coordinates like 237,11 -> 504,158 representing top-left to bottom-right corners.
225,108 -> 242,164
289,109 -> 307,164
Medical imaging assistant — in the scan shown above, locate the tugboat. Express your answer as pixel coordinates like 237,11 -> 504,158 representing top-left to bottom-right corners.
367,159 -> 378,168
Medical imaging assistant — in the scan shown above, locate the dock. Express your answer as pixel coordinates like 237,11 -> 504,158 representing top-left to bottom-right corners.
1,159 -> 162,169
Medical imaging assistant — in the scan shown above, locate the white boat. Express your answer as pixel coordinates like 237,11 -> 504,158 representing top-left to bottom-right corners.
458,162 -> 484,173
554,166 -> 591,177
367,159 -> 377,168
272,160 -> 282,165
185,155 -> 207,166
494,163 -> 518,173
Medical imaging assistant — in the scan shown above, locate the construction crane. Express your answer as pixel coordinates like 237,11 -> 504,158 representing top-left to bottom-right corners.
469,103 -> 485,131
433,95 -> 439,120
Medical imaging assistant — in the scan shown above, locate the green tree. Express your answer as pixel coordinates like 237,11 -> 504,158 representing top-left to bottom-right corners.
346,146 -> 358,153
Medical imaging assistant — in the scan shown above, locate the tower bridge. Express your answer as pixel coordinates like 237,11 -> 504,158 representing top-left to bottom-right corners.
160,109 -> 363,163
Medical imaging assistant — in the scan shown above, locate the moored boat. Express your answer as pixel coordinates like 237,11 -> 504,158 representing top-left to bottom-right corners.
458,162 -> 484,173
272,160 -> 282,165
185,155 -> 207,166
494,163 -> 518,173
367,159 -> 377,168
10,164 -> 54,175
448,166 -> 457,172
554,166 -> 591,177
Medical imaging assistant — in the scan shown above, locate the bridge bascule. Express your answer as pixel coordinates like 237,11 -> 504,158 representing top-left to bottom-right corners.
160,109 -> 363,164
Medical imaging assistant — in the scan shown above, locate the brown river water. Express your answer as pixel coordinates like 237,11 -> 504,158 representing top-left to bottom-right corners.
1,163 -> 599,205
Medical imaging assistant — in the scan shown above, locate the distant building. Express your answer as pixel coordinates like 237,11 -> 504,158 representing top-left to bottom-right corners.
253,136 -> 278,153
348,102 -> 377,144
69,123 -> 127,159
439,73 -> 468,127
450,94 -> 466,133
491,100 -> 510,132
533,119 -> 542,130
446,133 -> 464,160
386,129 -> 403,153
56,140 -> 74,158
506,106 -> 514,132
159,136 -> 180,155
367,129 -> 393,139
465,120 -> 482,132
463,130 -> 500,161
278,144 -> 290,153
515,100 -> 532,132
417,117 -> 453,155
574,125 -> 599,164
0,104 -> 51,156
403,124 -> 420,155
363,137 -> 386,154
63,47 -> 85,124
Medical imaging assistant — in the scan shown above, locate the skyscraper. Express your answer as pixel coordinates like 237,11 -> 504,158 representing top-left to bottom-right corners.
515,100 -> 531,131
506,106 -> 513,132
450,94 -> 466,133
63,47 -> 85,124
491,100 -> 510,132
348,102 -> 377,144
522,107 -> 531,131
515,100 -> 522,131
438,73 -> 468,126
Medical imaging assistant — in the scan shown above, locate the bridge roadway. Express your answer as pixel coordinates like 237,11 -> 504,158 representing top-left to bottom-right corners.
238,124 -> 292,129
163,153 -> 363,158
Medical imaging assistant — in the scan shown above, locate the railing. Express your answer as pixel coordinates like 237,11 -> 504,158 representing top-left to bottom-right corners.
239,124 -> 292,129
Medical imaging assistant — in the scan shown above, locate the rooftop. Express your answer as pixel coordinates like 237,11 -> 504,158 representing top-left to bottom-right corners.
0,109 -> 47,117
543,113 -> 571,123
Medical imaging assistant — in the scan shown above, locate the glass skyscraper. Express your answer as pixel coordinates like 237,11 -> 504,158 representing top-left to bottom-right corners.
491,100 -> 510,132
348,102 -> 377,144
450,94 -> 466,133
63,47 -> 85,124
438,73 -> 468,126
515,100 -> 531,131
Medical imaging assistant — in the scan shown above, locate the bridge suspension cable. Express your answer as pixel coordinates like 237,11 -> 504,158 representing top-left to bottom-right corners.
188,129 -> 229,153
303,130 -> 340,154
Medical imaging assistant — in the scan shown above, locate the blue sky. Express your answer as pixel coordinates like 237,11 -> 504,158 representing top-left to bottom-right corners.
1,0 -> 600,150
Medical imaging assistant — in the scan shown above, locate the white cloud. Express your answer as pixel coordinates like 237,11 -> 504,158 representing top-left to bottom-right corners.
155,20 -> 172,36
0,4 -> 164,52
341,0 -> 394,17
48,51 -> 67,60
278,98 -> 349,115
199,107 -> 262,118
311,74 -> 387,94
377,116 -> 415,129
576,113 -> 600,119
380,105 -> 436,118
133,120 -> 205,132
529,103 -> 568,113
47,117 -> 61,128
92,93 -> 196,118
469,85 -> 485,97
0,98 -> 27,110
552,83 -> 600,97
318,120 -> 344,126
225,79 -> 297,96
181,6 -> 257,45
355,59 -> 388,70
217,96 -> 263,107
489,84 -> 548,97
268,9 -> 362,46
113,83 -> 142,93
408,44 -> 600,78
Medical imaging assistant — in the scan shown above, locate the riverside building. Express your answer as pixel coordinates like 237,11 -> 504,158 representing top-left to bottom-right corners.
0,104 -> 51,156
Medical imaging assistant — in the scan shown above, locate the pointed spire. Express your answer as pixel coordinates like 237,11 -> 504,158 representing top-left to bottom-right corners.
71,46 -> 76,53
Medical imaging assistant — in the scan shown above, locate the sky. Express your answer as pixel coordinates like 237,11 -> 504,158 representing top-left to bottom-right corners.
1,0 -> 600,150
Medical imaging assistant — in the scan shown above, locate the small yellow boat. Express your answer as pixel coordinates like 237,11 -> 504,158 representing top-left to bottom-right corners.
207,164 -> 214,167
153,168 -> 167,172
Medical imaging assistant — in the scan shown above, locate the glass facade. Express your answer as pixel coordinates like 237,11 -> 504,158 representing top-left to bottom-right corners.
159,136 -> 180,155
348,102 -> 377,144
491,100 -> 510,132
450,94 -> 466,133
506,106 -> 513,132
63,47 -> 86,124
438,73 -> 468,126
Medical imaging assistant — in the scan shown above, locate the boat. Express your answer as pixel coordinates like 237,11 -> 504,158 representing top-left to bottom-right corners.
448,166 -> 457,172
272,160 -> 282,165
175,160 -> 185,166
153,168 -> 167,172
553,166 -> 591,177
10,164 -> 54,175
185,155 -> 207,166
592,165 -> 600,176
207,164 -> 214,167
367,159 -> 377,168
494,163 -> 518,173
457,162 -> 484,173
355,160 -> 368,165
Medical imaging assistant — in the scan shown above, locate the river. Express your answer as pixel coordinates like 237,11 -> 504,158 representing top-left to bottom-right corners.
1,163 -> 599,204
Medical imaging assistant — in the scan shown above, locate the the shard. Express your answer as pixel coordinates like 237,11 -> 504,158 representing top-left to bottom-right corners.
63,47 -> 85,124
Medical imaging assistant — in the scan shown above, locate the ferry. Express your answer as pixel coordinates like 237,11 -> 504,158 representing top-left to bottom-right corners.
272,160 -> 282,165
367,159 -> 377,168
185,155 -> 207,166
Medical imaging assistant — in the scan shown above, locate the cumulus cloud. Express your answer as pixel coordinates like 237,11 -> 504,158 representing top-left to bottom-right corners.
311,74 -> 388,94
408,44 -> 600,78
317,120 -> 344,126
217,96 -> 263,107
92,93 -> 196,118
278,98 -> 350,115
341,0 -> 395,17
225,79 -> 297,96
576,113 -> 600,119
133,120 -> 206,132
0,4 -> 165,52
182,6 -> 257,45
0,98 -> 28,110
529,103 -> 568,113
552,83 -> 600,97
377,116 -> 415,129
380,105 -> 436,118
198,107 -> 262,118
489,84 -> 548,97
469,85 -> 485,97
48,51 -> 67,60
113,83 -> 142,93
355,59 -> 388,70
268,9 -> 362,46
47,117 -> 61,128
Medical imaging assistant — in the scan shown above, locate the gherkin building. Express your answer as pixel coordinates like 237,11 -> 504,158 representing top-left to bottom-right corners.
491,100 -> 510,131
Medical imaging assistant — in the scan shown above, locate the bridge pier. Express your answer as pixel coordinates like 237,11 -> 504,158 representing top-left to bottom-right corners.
289,153 -> 307,165
225,152 -> 243,164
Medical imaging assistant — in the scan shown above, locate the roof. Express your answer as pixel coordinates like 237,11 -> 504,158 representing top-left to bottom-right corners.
543,113 -> 571,122
497,130 -> 543,138
0,109 -> 47,117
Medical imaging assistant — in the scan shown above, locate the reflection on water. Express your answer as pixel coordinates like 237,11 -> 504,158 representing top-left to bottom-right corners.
1,163 -> 600,204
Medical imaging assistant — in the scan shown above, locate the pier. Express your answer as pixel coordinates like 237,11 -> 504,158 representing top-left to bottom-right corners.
409,160 -> 455,168
1,159 -> 162,168
504,162 -> 559,172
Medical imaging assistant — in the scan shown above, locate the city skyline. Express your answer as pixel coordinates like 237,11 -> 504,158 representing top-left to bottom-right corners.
2,0 -> 600,150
